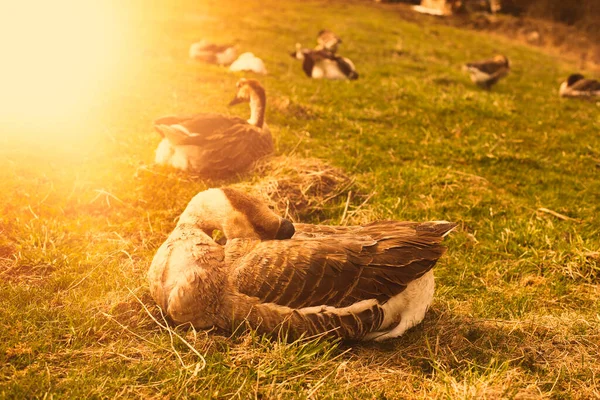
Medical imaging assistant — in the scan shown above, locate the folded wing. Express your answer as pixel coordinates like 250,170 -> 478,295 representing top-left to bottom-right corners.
154,114 -> 272,176
231,221 -> 454,308
572,79 -> 600,92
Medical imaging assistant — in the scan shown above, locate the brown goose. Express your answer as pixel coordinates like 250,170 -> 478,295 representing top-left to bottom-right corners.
189,40 -> 237,65
464,54 -> 510,90
316,29 -> 342,53
291,44 -> 358,80
559,74 -> 600,98
147,187 -> 455,341
153,79 -> 272,178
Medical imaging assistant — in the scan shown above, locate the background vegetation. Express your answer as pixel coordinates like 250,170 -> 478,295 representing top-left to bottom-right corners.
1,0 -> 599,397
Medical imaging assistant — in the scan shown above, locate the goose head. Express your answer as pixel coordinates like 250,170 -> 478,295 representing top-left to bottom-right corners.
228,78 -> 267,128
493,54 -> 510,68
316,29 -> 341,53
177,188 -> 295,241
566,73 -> 585,87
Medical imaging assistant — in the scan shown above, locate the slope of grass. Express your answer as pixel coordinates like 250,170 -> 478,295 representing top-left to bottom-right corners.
1,0 -> 599,398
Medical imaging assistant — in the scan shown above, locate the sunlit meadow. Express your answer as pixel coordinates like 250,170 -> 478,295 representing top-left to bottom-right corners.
1,0 -> 599,398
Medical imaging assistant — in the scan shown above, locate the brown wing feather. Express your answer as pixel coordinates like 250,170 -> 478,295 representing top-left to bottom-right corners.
155,114 -> 273,176
231,221 -> 454,308
572,79 -> 600,92
153,113 -> 244,139
193,124 -> 273,176
153,115 -> 196,137
466,59 -> 506,75
225,291 -> 384,340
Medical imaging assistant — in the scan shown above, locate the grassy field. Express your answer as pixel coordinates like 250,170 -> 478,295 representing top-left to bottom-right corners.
1,0 -> 600,398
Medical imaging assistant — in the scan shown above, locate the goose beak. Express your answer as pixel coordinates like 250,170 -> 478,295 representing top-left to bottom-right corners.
275,219 -> 295,240
228,96 -> 245,106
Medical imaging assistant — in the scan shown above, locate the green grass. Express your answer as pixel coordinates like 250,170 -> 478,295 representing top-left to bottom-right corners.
2,0 -> 600,398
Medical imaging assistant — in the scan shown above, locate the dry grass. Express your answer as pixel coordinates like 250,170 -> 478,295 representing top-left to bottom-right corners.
235,154 -> 355,221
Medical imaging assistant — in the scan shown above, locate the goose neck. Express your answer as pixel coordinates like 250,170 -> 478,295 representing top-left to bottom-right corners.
248,89 -> 266,128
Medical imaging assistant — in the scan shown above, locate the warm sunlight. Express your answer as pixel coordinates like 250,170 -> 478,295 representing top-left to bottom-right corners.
0,1 -> 131,137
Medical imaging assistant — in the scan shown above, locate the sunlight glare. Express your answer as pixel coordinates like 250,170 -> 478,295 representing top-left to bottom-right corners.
0,1 -> 131,140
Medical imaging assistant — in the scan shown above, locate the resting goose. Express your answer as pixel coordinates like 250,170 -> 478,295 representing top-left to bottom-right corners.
291,44 -> 359,80
464,54 -> 510,90
229,52 -> 267,75
153,79 -> 272,177
316,29 -> 342,53
189,40 -> 237,65
559,74 -> 600,98
147,187 -> 455,341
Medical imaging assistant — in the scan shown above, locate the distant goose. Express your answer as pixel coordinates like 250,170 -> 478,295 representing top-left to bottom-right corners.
229,52 -> 267,75
147,187 -> 456,341
316,29 -> 342,53
291,44 -> 358,80
189,40 -> 237,65
153,79 -> 272,178
559,74 -> 600,98
464,54 -> 510,90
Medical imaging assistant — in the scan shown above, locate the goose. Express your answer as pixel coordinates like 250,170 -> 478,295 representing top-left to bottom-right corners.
147,187 -> 455,341
189,40 -> 237,65
559,74 -> 600,98
464,54 -> 510,90
291,44 -> 359,80
316,29 -> 342,53
229,52 -> 267,75
153,79 -> 272,177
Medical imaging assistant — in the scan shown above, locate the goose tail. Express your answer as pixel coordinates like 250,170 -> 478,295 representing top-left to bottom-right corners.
154,124 -> 193,146
416,221 -> 457,237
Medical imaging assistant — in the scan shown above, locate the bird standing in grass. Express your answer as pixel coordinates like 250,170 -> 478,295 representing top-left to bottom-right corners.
153,79 -> 272,178
559,74 -> 600,98
464,54 -> 510,90
147,187 -> 455,341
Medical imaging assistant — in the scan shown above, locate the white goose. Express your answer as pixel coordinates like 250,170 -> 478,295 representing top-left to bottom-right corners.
154,79 -> 272,178
291,44 -> 359,80
559,74 -> 600,98
189,40 -> 237,65
147,187 -> 455,341
229,52 -> 267,75
464,54 -> 510,90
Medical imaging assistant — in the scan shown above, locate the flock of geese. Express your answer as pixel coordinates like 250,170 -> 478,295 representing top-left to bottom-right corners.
148,29 -> 599,341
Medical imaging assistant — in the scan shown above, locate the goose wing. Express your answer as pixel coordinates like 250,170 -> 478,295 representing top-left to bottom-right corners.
155,122 -> 273,176
315,51 -> 358,79
230,221 -> 455,308
154,113 -> 247,142
466,59 -> 505,75
225,221 -> 453,338
572,78 -> 600,92
195,124 -> 273,176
